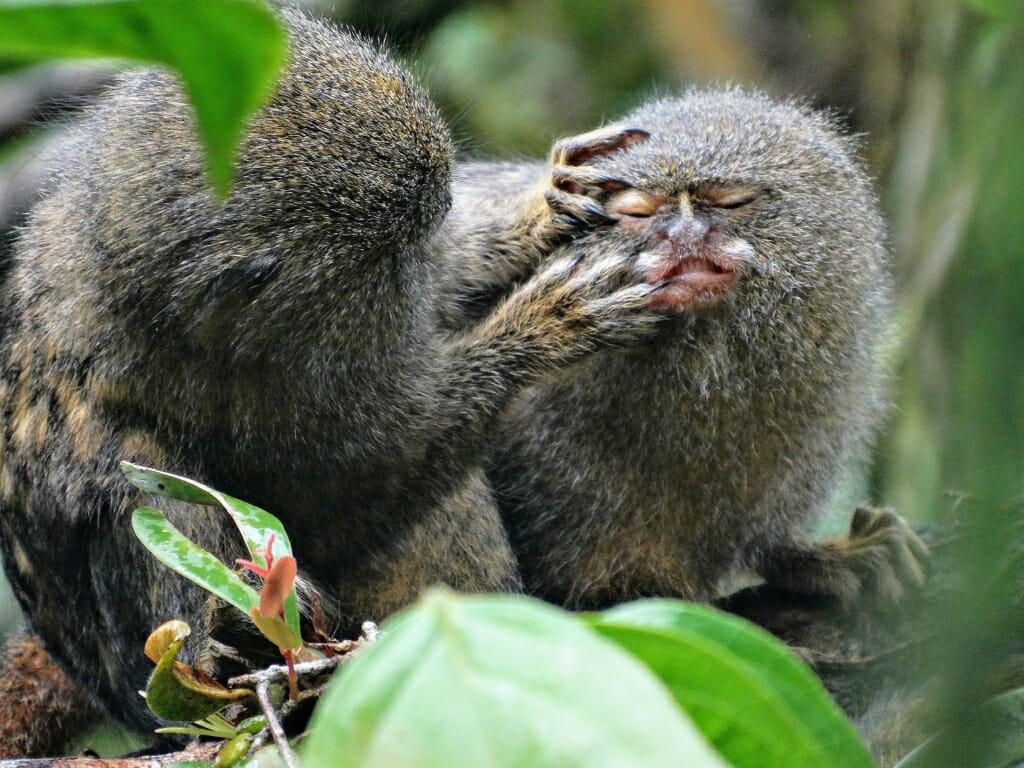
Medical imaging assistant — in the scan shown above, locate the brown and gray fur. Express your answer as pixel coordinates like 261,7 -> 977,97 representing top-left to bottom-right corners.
0,10 -> 663,745
443,90 -> 926,609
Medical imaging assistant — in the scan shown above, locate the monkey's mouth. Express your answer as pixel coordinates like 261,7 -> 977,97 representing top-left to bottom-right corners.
646,256 -> 738,310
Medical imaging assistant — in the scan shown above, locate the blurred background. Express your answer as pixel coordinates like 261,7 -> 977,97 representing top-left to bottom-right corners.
0,0 -> 1022,755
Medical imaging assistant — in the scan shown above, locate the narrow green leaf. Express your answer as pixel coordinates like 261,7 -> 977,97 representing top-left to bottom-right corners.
0,0 -> 287,196
157,726 -> 230,737
302,589 -> 728,768
156,712 -> 239,738
217,494 -> 295,571
123,463 -> 300,639
121,462 -> 221,506
131,507 -> 258,615
204,491 -> 302,638
122,463 -> 293,563
590,600 -> 875,768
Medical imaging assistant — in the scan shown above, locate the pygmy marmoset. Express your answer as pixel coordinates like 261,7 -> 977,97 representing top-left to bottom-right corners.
442,91 -> 928,609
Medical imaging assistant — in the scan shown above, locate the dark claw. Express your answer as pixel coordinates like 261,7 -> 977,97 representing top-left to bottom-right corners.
551,167 -> 630,196
550,212 -> 579,232
545,189 -> 616,225
581,202 -> 615,224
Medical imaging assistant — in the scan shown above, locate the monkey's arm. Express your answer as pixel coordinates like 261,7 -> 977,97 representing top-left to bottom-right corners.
438,126 -> 647,329
415,240 -> 664,513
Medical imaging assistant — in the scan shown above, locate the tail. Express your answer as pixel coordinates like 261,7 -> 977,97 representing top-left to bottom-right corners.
0,632 -> 101,757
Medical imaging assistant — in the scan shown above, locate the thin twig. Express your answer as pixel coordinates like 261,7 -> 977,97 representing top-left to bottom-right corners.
228,655 -> 341,689
228,621 -> 379,689
256,681 -> 300,768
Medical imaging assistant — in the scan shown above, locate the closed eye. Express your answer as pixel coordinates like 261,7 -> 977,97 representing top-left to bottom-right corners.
699,186 -> 761,210
606,188 -> 671,218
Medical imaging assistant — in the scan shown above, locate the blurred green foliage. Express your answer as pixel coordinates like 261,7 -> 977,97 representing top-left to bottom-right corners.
881,3 -> 1024,519
416,0 -> 665,155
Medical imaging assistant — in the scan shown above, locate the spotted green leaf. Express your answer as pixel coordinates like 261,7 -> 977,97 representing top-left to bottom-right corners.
123,462 -> 300,639
131,506 -> 258,616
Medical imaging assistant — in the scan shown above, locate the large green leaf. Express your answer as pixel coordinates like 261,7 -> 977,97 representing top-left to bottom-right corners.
589,600 -> 875,768
302,590 -> 728,768
0,0 -> 286,196
122,462 -> 300,638
131,506 -> 258,616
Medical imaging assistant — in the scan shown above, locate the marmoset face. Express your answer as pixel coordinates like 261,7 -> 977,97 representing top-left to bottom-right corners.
583,89 -> 875,317
601,184 -> 762,311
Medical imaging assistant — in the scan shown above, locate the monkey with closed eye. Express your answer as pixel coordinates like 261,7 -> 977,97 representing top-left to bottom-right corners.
442,88 -> 927,610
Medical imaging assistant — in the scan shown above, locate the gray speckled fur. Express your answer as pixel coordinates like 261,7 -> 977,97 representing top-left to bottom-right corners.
447,90 -> 891,608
